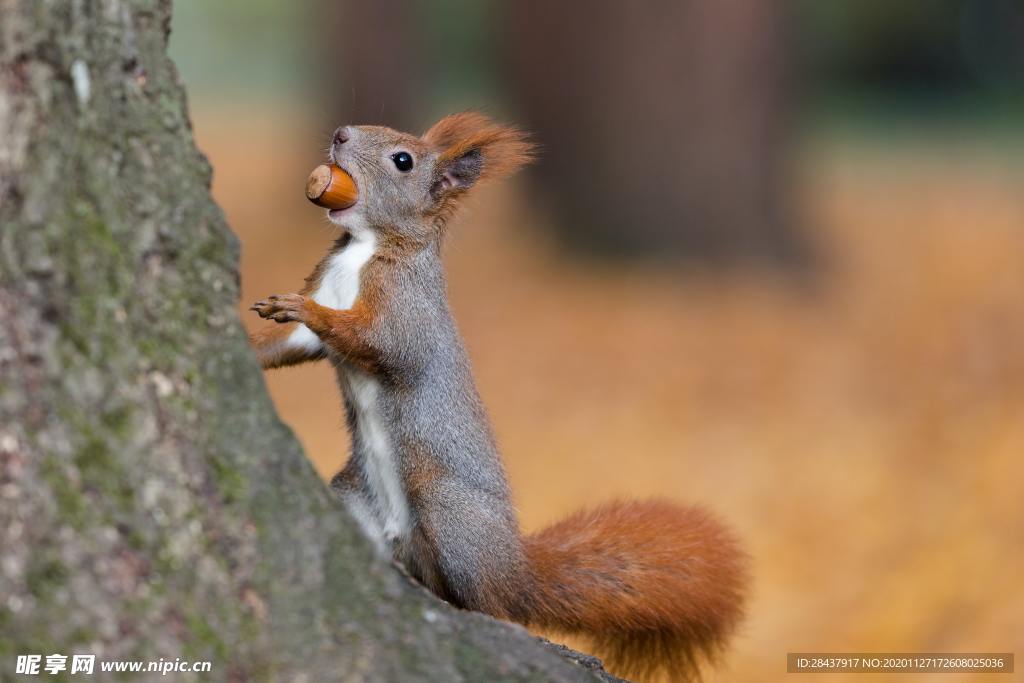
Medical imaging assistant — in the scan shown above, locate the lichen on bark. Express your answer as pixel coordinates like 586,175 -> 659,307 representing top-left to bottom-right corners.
0,1 -> 620,681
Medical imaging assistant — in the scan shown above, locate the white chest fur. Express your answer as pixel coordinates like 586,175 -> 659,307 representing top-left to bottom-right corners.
284,231 -> 376,352
289,230 -> 410,552
313,231 -> 377,310
336,365 -> 410,552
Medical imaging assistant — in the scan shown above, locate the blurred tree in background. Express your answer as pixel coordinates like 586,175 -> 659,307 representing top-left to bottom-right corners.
318,0 -> 801,265
499,1 -> 800,265
319,0 -> 499,132
320,0 -> 430,132
798,0 -> 1024,116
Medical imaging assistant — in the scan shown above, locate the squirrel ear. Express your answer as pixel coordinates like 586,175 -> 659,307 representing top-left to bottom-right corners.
431,148 -> 484,199
424,112 -> 534,201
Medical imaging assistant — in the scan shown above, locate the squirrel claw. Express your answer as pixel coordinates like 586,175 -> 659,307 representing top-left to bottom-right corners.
251,293 -> 307,324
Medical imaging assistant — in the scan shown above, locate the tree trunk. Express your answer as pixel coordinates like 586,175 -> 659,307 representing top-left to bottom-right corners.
0,2 -> 619,681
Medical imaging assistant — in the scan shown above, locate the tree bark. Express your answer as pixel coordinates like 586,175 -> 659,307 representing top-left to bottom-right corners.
0,2 -> 620,681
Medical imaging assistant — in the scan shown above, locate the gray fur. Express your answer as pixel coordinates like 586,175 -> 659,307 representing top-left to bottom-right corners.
329,241 -> 530,611
311,124 -> 534,615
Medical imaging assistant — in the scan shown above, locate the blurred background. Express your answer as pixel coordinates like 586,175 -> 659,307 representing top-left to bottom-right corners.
171,1 -> 1023,680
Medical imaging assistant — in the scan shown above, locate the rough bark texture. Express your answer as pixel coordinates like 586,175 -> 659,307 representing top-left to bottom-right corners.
0,2 -> 622,681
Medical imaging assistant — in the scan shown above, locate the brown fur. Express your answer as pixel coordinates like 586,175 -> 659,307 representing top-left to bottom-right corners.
251,240 -> 402,374
248,234 -> 352,369
424,111 -> 536,180
251,293 -> 381,373
523,501 -> 748,681
423,112 -> 536,225
402,450 -> 450,599
247,322 -> 325,369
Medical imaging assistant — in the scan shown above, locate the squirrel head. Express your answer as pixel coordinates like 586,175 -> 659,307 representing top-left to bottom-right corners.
326,112 -> 534,242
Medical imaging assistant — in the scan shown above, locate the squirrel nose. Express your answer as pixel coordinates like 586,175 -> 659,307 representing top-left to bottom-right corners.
332,126 -> 350,145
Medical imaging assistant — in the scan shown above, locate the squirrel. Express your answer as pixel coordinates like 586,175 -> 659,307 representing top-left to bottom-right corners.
249,112 -> 747,682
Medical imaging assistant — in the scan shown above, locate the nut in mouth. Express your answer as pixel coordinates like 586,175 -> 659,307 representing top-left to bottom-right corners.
305,164 -> 358,211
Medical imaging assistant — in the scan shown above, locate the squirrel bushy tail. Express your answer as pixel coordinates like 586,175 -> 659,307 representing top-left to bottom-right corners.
521,500 -> 747,681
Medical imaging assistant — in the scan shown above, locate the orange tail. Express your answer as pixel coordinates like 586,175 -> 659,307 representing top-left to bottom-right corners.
522,500 -> 748,682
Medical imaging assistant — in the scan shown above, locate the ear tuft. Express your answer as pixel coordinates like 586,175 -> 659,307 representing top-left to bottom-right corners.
423,112 -> 535,197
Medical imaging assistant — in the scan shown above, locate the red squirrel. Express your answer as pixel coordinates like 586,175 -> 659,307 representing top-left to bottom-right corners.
249,113 -> 747,681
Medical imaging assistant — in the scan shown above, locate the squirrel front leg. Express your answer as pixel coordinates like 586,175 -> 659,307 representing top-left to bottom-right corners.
248,321 -> 327,370
251,293 -> 383,372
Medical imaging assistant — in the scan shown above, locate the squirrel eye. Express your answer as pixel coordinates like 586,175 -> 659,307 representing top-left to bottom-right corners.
391,151 -> 414,172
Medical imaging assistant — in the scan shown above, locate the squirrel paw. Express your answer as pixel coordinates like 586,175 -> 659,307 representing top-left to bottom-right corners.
250,293 -> 308,324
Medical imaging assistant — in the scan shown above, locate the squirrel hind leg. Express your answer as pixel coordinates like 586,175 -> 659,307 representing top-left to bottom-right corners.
410,488 -> 535,622
331,465 -> 391,557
